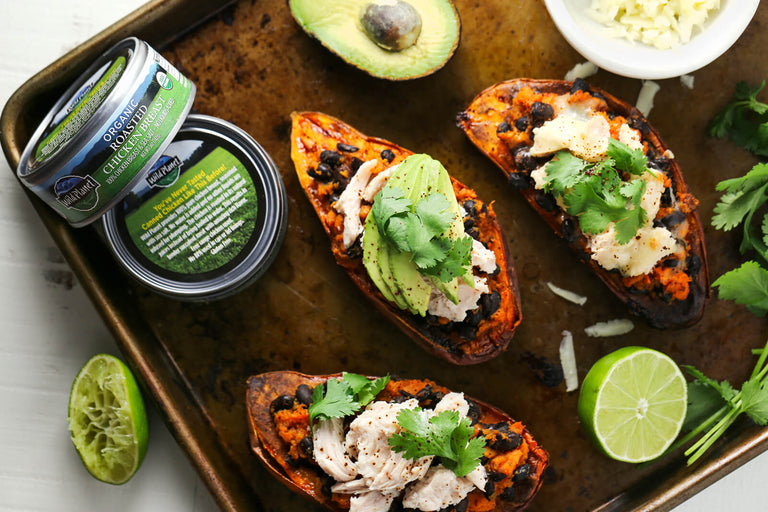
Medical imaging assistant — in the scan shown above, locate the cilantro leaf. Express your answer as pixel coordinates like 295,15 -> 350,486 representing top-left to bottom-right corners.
541,140 -> 649,245
712,261 -> 768,317
740,379 -> 768,426
422,235 -> 473,282
607,138 -> 648,176
414,194 -> 454,237
388,408 -> 486,477
308,373 -> 390,427
708,81 -> 768,157
308,377 -> 360,426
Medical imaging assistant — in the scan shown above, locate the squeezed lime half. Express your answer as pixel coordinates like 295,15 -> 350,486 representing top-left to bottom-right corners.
67,354 -> 149,484
577,346 -> 687,463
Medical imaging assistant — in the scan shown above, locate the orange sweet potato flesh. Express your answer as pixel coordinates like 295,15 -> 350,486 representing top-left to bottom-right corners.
457,79 -> 709,329
246,371 -> 549,512
290,111 -> 522,364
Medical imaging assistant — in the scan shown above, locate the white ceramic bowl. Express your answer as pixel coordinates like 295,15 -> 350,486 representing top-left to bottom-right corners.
543,0 -> 760,79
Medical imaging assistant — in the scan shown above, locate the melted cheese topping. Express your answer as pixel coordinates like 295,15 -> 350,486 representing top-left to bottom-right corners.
529,102 -> 679,277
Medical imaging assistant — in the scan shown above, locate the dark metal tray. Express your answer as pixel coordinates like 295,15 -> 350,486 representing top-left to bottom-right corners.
3,1 -> 768,511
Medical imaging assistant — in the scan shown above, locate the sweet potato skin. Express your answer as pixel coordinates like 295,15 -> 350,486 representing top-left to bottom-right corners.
290,111 -> 522,364
457,79 -> 709,329
246,371 -> 549,512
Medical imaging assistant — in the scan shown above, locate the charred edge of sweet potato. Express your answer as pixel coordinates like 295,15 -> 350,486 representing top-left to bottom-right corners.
290,111 -> 522,363
456,79 -> 710,329
246,372 -> 550,512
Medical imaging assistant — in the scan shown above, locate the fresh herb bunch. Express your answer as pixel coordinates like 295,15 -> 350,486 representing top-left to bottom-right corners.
308,373 -> 390,427
670,338 -> 768,465
388,408 -> 486,477
708,80 -> 768,158
372,186 -> 472,282
708,81 -> 768,315
538,138 -> 650,244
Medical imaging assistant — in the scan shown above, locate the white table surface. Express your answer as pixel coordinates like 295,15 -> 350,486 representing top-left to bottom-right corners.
0,2 -> 766,511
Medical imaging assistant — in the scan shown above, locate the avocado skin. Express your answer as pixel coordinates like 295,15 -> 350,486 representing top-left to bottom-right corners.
288,0 -> 461,81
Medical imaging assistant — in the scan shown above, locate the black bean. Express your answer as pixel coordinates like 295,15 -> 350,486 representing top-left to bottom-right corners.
629,115 -> 650,135
508,171 -> 533,190
467,227 -> 481,240
454,321 -> 478,339
660,210 -> 686,229
463,199 -> 477,215
497,120 -> 511,134
270,394 -> 294,413
514,116 -> 529,132
337,142 -> 359,153
570,78 -> 590,93
455,497 -> 469,512
484,479 -> 496,498
561,217 -> 577,243
491,432 -> 523,452
662,257 -> 679,268
415,384 -> 434,401
296,384 -> 313,406
511,146 -> 542,173
465,307 -> 484,327
481,291 -> 501,317
491,421 -> 511,432
350,157 -> 364,172
499,486 -> 517,501
467,399 -> 481,425
430,390 -> 444,403
512,463 -> 532,482
308,163 -> 333,181
346,236 -> 363,259
535,192 -> 557,212
686,253 -> 702,279
299,436 -> 313,456
463,217 -> 475,231
660,187 -> 673,208
489,470 -> 507,482
480,455 -> 490,465
320,149 -> 342,166
380,149 -> 395,162
531,102 -> 554,123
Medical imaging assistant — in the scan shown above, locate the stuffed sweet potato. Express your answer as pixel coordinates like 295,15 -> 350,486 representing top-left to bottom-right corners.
290,112 -> 521,364
246,371 -> 549,512
457,79 -> 709,329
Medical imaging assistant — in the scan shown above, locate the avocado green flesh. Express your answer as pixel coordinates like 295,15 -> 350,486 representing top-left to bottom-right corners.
363,215 -> 397,303
288,0 -> 460,80
389,249 -> 431,315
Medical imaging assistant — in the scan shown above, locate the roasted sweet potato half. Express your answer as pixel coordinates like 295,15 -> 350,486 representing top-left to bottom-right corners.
246,371 -> 549,512
457,79 -> 709,329
290,111 -> 521,364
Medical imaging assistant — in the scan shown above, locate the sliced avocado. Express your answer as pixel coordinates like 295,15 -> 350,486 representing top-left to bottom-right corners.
288,0 -> 461,80
389,249 -> 431,315
362,214 -> 397,303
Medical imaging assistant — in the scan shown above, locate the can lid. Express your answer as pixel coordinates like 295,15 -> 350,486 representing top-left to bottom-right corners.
102,114 -> 288,301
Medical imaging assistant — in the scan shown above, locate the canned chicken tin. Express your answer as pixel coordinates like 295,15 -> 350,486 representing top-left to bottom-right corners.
101,115 -> 288,301
17,37 -> 196,227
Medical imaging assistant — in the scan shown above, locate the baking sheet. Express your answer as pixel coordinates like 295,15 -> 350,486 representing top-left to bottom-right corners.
2,1 -> 768,511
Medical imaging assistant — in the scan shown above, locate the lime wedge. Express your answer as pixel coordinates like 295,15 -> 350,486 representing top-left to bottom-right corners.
577,346 -> 687,463
67,354 -> 149,484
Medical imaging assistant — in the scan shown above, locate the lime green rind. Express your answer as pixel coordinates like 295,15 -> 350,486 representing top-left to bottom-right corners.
68,354 -> 149,485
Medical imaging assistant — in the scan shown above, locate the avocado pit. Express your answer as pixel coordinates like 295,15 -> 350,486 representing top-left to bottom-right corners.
360,0 -> 422,51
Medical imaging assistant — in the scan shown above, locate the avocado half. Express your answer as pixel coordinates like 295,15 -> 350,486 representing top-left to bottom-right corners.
289,0 -> 461,80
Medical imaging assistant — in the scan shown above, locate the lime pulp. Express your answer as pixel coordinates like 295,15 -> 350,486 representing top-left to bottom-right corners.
67,354 -> 149,484
577,346 -> 687,463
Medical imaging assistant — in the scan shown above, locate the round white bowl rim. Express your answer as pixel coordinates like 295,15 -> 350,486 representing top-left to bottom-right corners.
543,0 -> 760,80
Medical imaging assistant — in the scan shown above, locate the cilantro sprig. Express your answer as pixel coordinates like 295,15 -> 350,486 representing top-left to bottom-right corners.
371,186 -> 472,282
707,81 -> 768,157
540,139 -> 649,244
667,338 -> 768,465
708,81 -> 768,314
388,408 -> 486,477
307,373 -> 390,428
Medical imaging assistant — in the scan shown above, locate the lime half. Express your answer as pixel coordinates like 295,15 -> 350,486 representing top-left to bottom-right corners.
578,346 -> 687,463
67,354 -> 149,484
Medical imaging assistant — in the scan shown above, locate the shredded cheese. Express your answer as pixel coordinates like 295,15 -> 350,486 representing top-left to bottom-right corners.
559,330 -> 578,392
584,318 -> 635,337
565,61 -> 599,82
587,0 -> 721,50
547,282 -> 588,306
636,80 -> 660,117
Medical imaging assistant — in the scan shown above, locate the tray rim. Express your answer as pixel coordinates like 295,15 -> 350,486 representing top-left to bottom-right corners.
2,1 -> 768,511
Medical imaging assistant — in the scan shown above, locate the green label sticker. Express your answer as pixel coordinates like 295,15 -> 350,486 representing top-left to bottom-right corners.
123,143 -> 258,275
